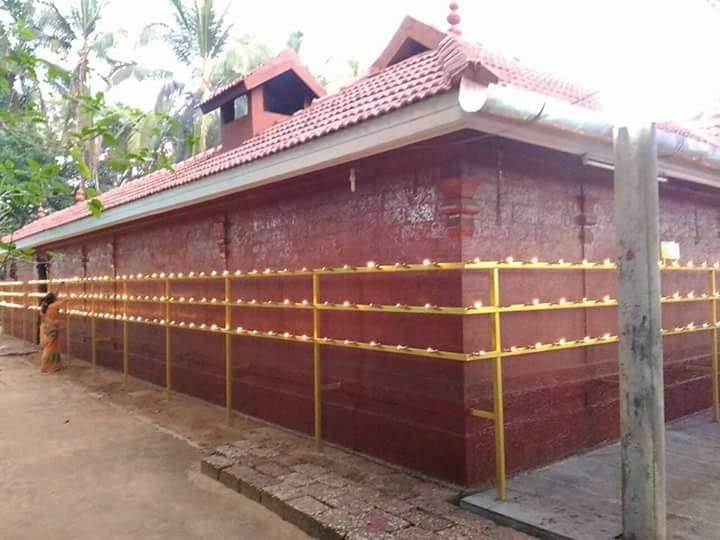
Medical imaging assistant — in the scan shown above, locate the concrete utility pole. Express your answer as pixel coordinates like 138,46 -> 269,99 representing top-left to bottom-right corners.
614,123 -> 667,540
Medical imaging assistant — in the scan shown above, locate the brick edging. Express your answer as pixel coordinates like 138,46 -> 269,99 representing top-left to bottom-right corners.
202,455 -> 341,539
200,442 -> 529,540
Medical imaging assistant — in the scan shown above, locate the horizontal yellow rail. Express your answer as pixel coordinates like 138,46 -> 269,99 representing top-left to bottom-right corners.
2,255 -> 718,504
2,292 -> 714,312
3,256 -> 718,288
2,300 -> 712,363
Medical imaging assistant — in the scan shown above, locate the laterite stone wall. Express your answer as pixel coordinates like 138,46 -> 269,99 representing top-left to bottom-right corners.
12,134 -> 720,486
460,142 -> 720,484
43,142 -> 470,482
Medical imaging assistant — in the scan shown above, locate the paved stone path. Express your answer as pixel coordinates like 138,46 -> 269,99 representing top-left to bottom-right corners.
463,411 -> 720,540
0,333 -> 529,540
202,436 -> 531,540
0,336 -> 309,540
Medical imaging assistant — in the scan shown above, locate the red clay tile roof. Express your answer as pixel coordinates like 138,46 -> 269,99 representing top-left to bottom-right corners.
10,40 -> 460,242
10,26 -> 719,243
478,49 -> 715,145
200,48 -> 326,113
479,50 -> 603,110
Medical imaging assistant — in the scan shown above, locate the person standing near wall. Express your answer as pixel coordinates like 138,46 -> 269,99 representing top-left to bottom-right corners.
39,285 -> 67,373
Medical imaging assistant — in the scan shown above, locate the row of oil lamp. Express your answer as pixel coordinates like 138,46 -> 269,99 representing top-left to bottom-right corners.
494,257 -> 720,269
473,321 -> 718,357
2,256 -> 720,288
1,292 -> 719,311
0,301 -> 714,359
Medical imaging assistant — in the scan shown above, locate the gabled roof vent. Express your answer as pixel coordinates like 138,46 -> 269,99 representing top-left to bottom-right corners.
200,49 -> 326,152
369,16 -> 447,73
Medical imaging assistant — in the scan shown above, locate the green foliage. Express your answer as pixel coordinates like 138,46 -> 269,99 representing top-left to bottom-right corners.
0,0 -> 181,277
142,2 -> 272,158
286,30 -> 303,54
144,0 -> 232,65
87,196 -> 103,217
0,0 -> 323,278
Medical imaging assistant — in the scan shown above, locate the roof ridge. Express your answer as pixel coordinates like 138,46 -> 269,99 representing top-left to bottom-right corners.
11,18 -> 720,245
437,35 -> 471,83
437,35 -> 498,87
201,49 -> 301,106
217,48 -> 445,159
200,48 -> 325,113
10,44 -> 455,242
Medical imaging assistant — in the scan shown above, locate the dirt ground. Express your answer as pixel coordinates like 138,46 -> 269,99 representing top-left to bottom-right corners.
0,335 -> 309,540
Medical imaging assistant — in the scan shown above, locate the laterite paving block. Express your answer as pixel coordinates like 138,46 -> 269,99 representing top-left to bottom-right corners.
200,454 -> 233,480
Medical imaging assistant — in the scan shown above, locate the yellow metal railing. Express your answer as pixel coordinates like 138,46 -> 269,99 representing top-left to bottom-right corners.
1,257 -> 719,500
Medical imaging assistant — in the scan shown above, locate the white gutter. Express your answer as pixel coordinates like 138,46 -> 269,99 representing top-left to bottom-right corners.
17,90 -> 469,249
460,78 -> 720,189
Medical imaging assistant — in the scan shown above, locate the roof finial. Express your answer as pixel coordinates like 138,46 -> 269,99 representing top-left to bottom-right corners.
36,205 -> 46,219
75,182 -> 86,203
448,1 -> 462,35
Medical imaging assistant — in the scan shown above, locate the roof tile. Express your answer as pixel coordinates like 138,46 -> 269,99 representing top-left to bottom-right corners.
11,46 -> 455,241
11,31 -> 720,243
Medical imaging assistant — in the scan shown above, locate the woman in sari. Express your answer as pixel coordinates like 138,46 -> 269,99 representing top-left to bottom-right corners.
39,288 -> 67,372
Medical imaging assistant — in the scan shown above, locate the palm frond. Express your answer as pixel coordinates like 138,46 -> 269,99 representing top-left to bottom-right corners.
109,64 -> 173,86
210,34 -> 271,85
194,0 -> 208,59
208,20 -> 232,60
84,0 -> 109,38
139,23 -> 170,46
168,0 -> 191,33
38,1 -> 78,49
191,0 -> 232,60
154,79 -> 186,111
92,30 -> 121,52
71,0 -> 106,40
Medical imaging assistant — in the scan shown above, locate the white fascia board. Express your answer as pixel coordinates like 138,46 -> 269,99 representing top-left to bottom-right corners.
17,90 -> 469,249
468,109 -> 720,189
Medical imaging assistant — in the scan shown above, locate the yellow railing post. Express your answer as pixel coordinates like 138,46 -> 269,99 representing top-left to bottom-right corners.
711,269 -> 719,422
490,267 -> 507,500
2,283 -> 7,335
122,280 -> 128,382
224,275 -> 232,425
29,282 -> 33,342
22,282 -> 27,342
46,277 -> 52,345
66,282 -> 71,357
91,281 -> 96,370
312,271 -> 322,449
165,278 -> 171,396
27,282 -> 32,342
10,287 -> 14,337
0,284 -> 4,334
26,282 -> 31,341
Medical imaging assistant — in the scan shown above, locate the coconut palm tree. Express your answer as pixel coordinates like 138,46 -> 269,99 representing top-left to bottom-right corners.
142,0 -> 271,158
38,0 -> 115,191
38,0 -> 170,191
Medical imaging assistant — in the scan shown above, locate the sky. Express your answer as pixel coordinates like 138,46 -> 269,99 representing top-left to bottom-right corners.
51,0 -> 720,124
